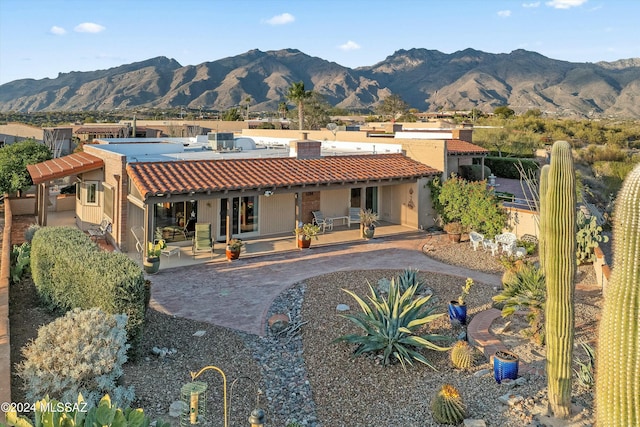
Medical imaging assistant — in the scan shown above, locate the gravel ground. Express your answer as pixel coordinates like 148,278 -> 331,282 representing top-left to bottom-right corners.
9,232 -> 603,426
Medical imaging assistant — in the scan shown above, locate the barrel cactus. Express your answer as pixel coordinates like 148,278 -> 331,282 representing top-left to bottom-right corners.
431,384 -> 466,425
450,340 -> 475,370
541,140 -> 576,418
596,164 -> 640,425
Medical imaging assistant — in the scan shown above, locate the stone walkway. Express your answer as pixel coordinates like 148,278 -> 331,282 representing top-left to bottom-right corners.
148,231 -> 502,336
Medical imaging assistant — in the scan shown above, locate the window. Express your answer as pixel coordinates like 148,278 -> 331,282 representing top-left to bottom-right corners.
103,183 -> 114,220
85,181 -> 98,205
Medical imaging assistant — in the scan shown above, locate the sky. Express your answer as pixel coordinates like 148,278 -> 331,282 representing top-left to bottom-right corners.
1,0 -> 639,85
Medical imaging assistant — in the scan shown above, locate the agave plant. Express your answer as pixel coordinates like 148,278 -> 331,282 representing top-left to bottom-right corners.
492,263 -> 546,344
334,277 -> 449,370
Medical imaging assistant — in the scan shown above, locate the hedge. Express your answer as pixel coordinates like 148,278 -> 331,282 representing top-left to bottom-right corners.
483,157 -> 539,179
30,226 -> 147,353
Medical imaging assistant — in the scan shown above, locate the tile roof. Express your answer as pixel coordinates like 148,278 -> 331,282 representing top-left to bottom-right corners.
27,152 -> 104,184
446,139 -> 488,155
127,153 -> 440,199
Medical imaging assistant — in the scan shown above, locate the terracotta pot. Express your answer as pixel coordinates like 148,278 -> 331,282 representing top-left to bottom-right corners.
226,248 -> 240,260
297,238 -> 311,249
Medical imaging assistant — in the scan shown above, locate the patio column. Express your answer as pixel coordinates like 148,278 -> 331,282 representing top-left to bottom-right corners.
295,191 -> 303,248
225,198 -> 231,244
481,156 -> 486,180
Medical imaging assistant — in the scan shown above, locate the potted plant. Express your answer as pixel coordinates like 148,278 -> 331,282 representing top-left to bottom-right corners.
448,278 -> 474,326
226,238 -> 244,260
443,221 -> 464,243
144,229 -> 166,274
493,350 -> 519,383
294,222 -> 321,248
359,209 -> 379,239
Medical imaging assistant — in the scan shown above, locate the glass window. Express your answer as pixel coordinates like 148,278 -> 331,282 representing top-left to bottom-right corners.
85,181 -> 98,205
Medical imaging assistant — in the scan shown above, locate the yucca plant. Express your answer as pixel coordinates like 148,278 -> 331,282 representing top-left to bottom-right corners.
334,277 -> 449,370
492,263 -> 546,345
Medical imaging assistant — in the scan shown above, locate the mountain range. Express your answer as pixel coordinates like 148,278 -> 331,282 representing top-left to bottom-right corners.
1,48 -> 640,118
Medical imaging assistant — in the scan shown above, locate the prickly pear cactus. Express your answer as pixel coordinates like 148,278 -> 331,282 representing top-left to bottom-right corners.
575,209 -> 609,264
541,140 -> 576,419
596,164 -> 640,426
431,384 -> 466,425
450,340 -> 475,369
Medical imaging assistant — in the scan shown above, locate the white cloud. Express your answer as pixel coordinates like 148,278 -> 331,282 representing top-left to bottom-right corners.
339,40 -> 361,51
265,13 -> 295,25
498,10 -> 512,17
50,26 -> 66,35
522,2 -> 541,7
545,0 -> 588,9
74,22 -> 106,33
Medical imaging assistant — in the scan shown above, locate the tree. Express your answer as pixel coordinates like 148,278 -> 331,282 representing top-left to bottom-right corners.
243,96 -> 252,120
278,101 -> 289,119
221,107 -> 242,121
376,94 -> 409,121
494,106 -> 516,119
301,92 -> 332,130
0,139 -> 52,195
286,81 -> 312,130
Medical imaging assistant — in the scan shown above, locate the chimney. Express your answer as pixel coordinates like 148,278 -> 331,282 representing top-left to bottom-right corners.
290,132 -> 322,159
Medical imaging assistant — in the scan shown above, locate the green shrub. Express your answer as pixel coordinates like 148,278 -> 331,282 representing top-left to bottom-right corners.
10,242 -> 31,284
492,263 -> 546,344
484,156 -> 539,179
16,308 -> 134,408
30,226 -> 147,352
432,175 -> 508,236
459,164 -> 491,181
334,277 -> 449,370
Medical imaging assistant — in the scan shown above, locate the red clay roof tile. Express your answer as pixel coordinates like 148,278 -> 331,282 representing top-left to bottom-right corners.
27,152 -> 104,184
127,153 -> 440,199
446,139 -> 488,155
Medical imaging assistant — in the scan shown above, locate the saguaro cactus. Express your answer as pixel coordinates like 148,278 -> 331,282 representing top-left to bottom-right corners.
596,164 -> 640,425
541,140 -> 576,418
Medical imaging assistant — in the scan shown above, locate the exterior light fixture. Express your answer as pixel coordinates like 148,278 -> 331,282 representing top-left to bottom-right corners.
248,408 -> 265,427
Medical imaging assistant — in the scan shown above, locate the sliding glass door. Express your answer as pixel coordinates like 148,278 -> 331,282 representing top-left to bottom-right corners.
219,196 -> 258,239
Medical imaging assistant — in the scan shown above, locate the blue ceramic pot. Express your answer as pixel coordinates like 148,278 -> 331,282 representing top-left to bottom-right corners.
448,301 -> 467,325
493,350 -> 519,383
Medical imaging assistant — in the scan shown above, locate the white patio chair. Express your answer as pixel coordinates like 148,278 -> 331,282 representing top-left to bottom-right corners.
469,231 -> 484,251
312,211 -> 333,233
348,207 -> 361,228
483,239 -> 500,256
495,232 -> 517,255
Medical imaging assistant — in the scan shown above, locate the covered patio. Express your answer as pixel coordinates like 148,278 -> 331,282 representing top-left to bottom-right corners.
45,210 -> 417,271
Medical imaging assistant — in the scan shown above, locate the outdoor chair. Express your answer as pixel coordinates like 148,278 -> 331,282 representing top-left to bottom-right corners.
312,211 -> 333,233
468,231 -> 484,251
192,223 -> 214,258
348,207 -> 361,228
89,219 -> 111,242
182,217 -> 197,239
495,232 -> 517,255
131,226 -> 145,259
483,239 -> 500,256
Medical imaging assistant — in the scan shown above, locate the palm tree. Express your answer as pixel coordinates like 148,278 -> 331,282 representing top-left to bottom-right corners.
286,81 -> 312,130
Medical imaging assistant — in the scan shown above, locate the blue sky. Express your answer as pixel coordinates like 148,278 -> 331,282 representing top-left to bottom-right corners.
1,0 -> 639,85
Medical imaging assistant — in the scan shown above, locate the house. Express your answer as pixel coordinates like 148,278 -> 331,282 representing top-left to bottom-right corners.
27,132 -> 452,254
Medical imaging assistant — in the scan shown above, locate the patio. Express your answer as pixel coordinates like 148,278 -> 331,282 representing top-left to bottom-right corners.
45,210 -> 418,271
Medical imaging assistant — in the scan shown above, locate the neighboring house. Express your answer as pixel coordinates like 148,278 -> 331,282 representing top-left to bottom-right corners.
27,133 -> 443,254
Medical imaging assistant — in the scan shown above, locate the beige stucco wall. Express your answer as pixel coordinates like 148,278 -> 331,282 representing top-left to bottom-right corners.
401,140 -> 447,177
320,188 -> 351,219
504,207 -> 539,239
380,183 -> 419,227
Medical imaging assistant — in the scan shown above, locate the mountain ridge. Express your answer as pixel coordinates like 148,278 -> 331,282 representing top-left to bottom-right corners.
1,48 -> 639,118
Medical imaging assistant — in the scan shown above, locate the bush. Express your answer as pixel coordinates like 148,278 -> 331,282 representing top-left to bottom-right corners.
30,226 -> 147,353
484,157 -> 539,179
24,224 -> 40,243
431,175 -> 508,236
459,164 -> 491,181
334,276 -> 449,370
16,308 -> 134,408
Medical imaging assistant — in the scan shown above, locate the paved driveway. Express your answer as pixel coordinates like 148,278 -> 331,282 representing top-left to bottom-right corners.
149,231 -> 501,336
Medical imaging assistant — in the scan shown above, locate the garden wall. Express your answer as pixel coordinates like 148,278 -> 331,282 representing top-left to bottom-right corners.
0,199 -> 13,422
